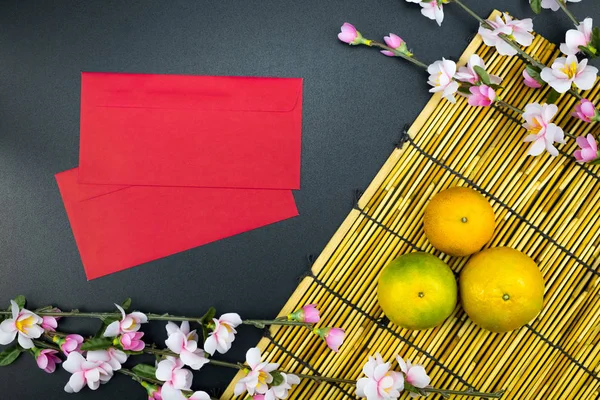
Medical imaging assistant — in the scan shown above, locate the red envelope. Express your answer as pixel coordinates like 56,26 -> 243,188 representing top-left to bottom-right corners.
56,169 -> 298,280
78,72 -> 302,189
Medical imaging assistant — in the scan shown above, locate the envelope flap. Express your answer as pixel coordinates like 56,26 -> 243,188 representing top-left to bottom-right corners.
81,72 -> 302,112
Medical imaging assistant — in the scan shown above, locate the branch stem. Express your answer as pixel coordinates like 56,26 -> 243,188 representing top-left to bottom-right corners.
557,0 -> 579,26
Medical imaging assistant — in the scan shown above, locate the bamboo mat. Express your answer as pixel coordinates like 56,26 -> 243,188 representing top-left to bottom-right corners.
222,11 -> 600,400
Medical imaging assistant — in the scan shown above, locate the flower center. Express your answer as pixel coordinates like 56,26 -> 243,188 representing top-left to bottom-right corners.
561,62 -> 578,79
528,119 -> 543,135
257,371 -> 269,385
15,315 -> 35,333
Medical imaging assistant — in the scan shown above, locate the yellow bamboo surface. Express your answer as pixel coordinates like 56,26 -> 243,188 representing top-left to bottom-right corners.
222,11 -> 600,400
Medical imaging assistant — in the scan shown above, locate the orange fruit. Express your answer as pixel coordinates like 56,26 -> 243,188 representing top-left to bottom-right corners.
423,187 -> 495,257
459,247 -> 545,333
377,252 -> 457,330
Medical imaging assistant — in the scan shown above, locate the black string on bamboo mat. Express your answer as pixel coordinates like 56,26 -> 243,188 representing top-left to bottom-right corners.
302,269 -> 477,390
403,134 -> 600,278
524,323 -> 600,383
262,330 -> 356,399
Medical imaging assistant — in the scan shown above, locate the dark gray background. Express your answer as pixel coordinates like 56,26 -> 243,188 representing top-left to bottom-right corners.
0,1 -> 597,399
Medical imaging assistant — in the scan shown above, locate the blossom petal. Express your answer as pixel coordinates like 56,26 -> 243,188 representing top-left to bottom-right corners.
396,355 -> 408,374
246,347 -> 262,369
156,359 -> 176,382
574,70 -> 598,90
166,331 -> 186,354
407,365 -> 431,388
166,321 -> 179,336
103,321 -> 121,338
17,334 -> 34,349
220,313 -> 242,327
203,335 -> 217,355
527,138 -> 546,156
67,371 -> 86,393
0,324 -> 17,345
10,301 -> 19,319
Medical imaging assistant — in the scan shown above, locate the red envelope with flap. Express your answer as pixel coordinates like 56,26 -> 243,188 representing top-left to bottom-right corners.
56,168 -> 298,280
78,72 -> 302,189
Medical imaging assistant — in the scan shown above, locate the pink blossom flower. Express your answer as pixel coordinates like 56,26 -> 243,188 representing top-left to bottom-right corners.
41,310 -> 60,332
234,347 -> 279,397
537,0 -> 582,12
541,55 -> 598,93
380,33 -> 410,57
338,23 -> 368,45
561,18 -> 593,56
468,85 -> 496,107
253,396 -> 265,400
356,353 -> 404,400
427,58 -> 459,103
147,386 -> 162,400
479,13 -> 534,56
120,331 -> 146,352
87,348 -> 128,371
396,356 -> 431,394
265,372 -> 300,400
522,103 -> 566,156
523,69 -> 542,89
455,54 -> 502,85
63,352 -> 113,393
0,300 -> 43,349
420,2 -> 444,26
59,334 -> 84,356
156,356 -> 193,391
572,99 -> 598,123
574,134 -> 599,163
289,304 -> 320,323
314,327 -> 345,352
203,313 -> 242,355
36,349 -> 62,373
165,321 -> 208,370
103,304 -> 148,337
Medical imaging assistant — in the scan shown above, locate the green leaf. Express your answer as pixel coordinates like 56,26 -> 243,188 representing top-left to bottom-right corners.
546,89 -> 560,104
199,307 -> 216,342
34,306 -> 54,313
530,0 -> 542,14
489,84 -> 504,90
120,298 -> 132,312
458,86 -> 472,95
12,296 -> 26,310
473,65 -> 491,85
199,307 -> 216,325
271,371 -> 284,387
132,364 -> 157,380
579,45 -> 595,58
0,346 -> 22,367
80,338 -> 113,351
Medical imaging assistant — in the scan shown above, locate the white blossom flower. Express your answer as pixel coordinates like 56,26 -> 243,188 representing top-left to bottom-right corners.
540,55 -> 598,93
234,347 -> 280,397
63,352 -> 113,393
103,304 -> 148,337
560,18 -> 593,56
522,103 -> 566,156
427,58 -> 459,103
165,321 -> 209,370
479,13 -> 534,56
0,300 -> 43,349
357,354 -> 404,400
203,313 -> 242,355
